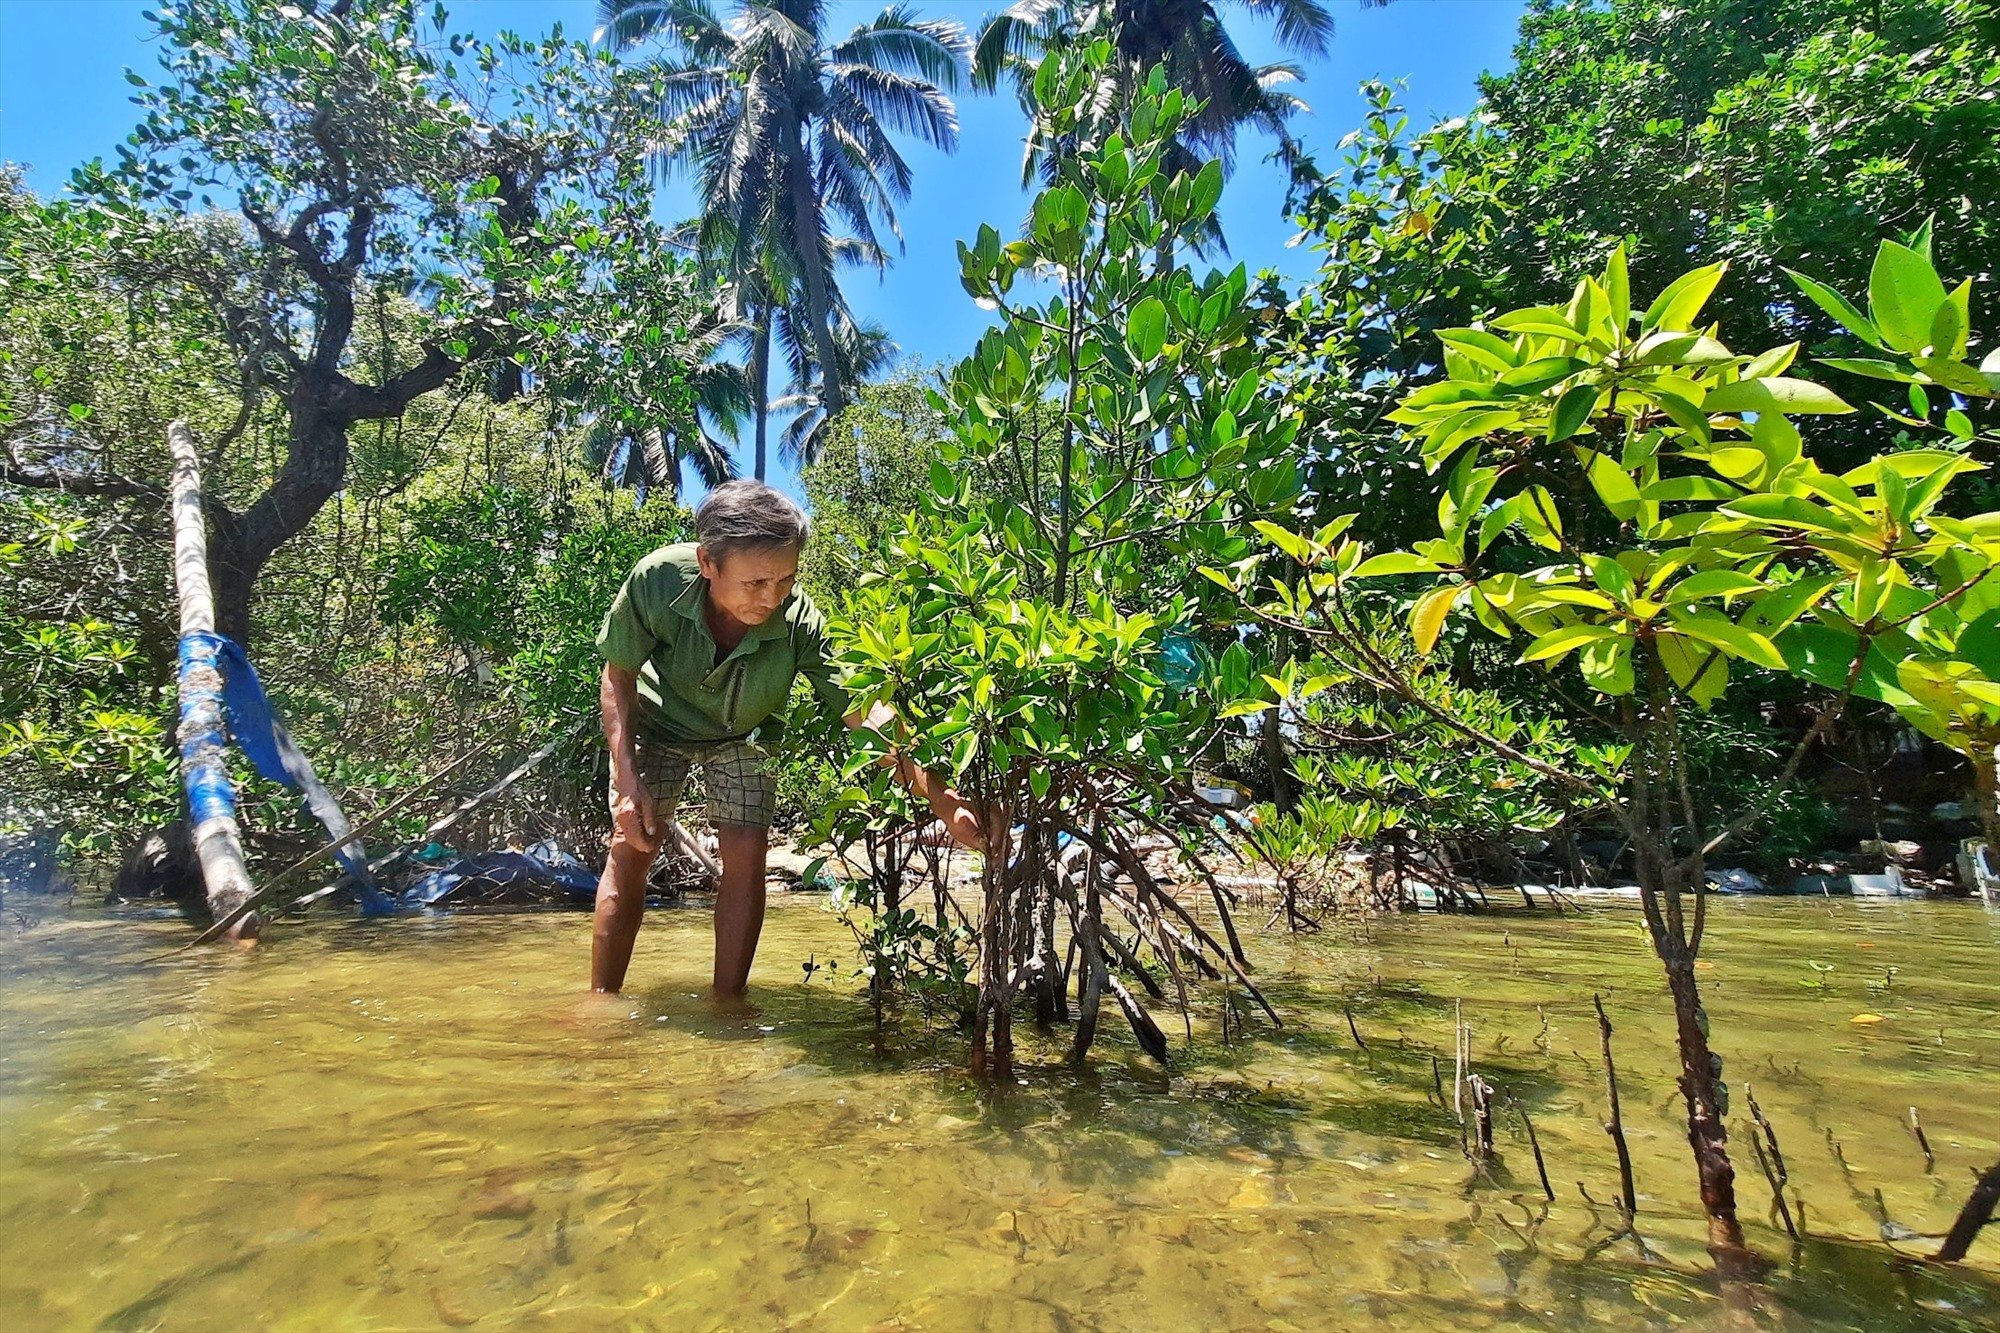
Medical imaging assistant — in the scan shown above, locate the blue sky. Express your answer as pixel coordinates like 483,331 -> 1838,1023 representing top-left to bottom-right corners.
0,0 -> 1526,498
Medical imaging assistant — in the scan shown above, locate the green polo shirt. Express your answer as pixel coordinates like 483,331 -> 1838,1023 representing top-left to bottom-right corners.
595,542 -> 848,746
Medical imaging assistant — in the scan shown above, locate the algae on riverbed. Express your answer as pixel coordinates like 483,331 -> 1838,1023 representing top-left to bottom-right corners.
0,896 -> 1996,1329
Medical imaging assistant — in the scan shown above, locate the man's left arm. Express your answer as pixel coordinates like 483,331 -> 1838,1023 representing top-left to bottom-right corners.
795,604 -> 988,850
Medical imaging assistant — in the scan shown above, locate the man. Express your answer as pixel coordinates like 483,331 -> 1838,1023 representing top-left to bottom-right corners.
590,480 -> 982,996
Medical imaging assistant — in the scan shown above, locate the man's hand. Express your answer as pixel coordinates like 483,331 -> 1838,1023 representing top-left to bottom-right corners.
928,784 -> 995,853
611,776 -> 661,854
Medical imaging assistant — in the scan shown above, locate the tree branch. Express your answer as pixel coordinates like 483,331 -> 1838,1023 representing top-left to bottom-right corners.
1,456 -> 161,500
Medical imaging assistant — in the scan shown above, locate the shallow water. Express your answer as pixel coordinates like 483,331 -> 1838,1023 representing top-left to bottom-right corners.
2,894 -> 1998,1330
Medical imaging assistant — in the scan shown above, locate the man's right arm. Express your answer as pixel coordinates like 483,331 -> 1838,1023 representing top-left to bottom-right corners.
602,662 -> 661,852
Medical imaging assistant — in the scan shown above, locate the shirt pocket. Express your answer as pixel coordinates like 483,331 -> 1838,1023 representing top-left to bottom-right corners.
726,646 -> 795,732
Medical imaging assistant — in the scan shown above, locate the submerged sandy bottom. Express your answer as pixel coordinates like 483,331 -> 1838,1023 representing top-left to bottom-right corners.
1,894 -> 1996,1330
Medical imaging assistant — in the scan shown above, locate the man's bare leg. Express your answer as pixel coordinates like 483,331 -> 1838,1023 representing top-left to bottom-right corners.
591,836 -> 654,993
712,822 -> 769,997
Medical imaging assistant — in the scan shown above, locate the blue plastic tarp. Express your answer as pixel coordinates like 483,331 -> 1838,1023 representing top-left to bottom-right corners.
399,840 -> 599,908
180,630 -> 389,913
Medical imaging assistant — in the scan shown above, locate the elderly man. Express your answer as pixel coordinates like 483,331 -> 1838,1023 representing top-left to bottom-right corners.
590,480 -> 980,996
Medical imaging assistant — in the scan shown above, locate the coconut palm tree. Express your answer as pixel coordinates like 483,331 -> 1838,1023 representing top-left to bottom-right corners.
584,302 -> 747,502
600,0 -> 967,480
974,0 -> 1377,188
770,308 -> 898,467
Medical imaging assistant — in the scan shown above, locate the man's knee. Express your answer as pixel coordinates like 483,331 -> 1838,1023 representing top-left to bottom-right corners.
598,840 -> 653,905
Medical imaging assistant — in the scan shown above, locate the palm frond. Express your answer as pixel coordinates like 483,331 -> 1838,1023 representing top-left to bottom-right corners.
829,8 -> 970,90
1232,0 -> 1336,57
826,62 -> 960,152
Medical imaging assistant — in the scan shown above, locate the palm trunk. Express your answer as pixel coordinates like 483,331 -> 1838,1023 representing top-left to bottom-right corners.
783,129 -> 847,423
749,305 -> 773,482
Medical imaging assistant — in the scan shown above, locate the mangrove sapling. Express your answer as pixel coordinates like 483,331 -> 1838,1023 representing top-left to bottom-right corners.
1780,233 -> 2000,847
1223,239 -> 2000,1271
815,45 -> 1301,1077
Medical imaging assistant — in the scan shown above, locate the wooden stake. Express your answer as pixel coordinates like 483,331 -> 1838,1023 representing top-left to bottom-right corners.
1453,998 -> 1466,1125
167,420 -> 258,940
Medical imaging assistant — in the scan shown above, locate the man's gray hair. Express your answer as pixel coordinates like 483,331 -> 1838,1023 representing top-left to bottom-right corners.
694,479 -> 810,562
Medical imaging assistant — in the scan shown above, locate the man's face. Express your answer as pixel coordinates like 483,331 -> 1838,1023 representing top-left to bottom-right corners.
697,543 -> 800,627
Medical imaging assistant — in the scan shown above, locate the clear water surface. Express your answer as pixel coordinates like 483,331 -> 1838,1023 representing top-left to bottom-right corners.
1,894 -> 1996,1330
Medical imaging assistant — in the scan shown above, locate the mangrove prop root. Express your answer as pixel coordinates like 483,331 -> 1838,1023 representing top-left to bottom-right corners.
1936,1161 -> 2000,1263
1595,993 -> 1639,1223
1748,1124 -> 1799,1241
1345,1003 -> 1369,1053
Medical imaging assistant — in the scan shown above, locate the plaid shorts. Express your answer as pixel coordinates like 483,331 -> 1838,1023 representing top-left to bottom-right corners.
622,737 -> 779,830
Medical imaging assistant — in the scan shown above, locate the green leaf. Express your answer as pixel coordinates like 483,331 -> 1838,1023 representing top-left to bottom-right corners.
1029,767 -> 1051,800
1353,551 -> 1444,578
1670,610 -> 1787,670
1126,297 -> 1167,360
1632,332 -> 1734,366
1703,377 -> 1853,416
1490,307 -> 1585,342
1784,268 -> 1880,348
1605,245 -> 1630,332
1438,328 -> 1520,372
1817,356 -> 1916,384
1520,623 -> 1616,664
1251,519 -> 1317,564
1722,493 -> 1851,534
1548,383 -> 1598,443
1579,635 -> 1635,695
928,458 -> 954,500
1410,583 -> 1464,654
1932,279 -> 1971,360
1578,448 -> 1640,520
1867,240 -> 1948,354
1187,159 -> 1224,221
1666,569 -> 1765,604
1777,622 -> 1918,708
1641,262 -> 1727,333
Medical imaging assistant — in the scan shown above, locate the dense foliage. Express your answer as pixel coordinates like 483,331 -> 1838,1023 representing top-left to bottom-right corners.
1229,233 -> 2000,1261
813,44 -> 1303,1074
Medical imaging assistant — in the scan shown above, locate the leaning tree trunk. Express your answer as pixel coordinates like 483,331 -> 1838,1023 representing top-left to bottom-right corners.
206,410 -> 354,648
1260,703 -> 1296,816
167,421 -> 261,939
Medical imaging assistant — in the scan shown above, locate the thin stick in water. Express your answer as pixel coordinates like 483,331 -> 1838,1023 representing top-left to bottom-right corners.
1746,1085 -> 1799,1239
1594,992 -> 1638,1223
1510,1094 -> 1555,1202
1910,1106 -> 1936,1173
